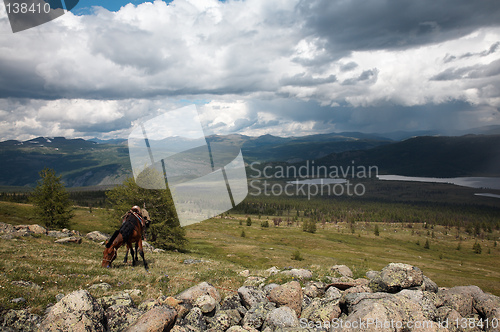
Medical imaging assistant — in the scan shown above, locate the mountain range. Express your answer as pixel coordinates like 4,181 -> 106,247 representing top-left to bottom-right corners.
0,131 -> 499,187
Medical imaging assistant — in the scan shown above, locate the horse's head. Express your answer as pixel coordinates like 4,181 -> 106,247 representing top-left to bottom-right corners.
102,246 -> 117,268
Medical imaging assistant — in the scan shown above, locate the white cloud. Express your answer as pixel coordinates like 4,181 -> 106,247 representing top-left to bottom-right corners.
0,0 -> 499,140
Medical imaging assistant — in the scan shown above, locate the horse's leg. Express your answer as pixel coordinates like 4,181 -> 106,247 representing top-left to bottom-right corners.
134,242 -> 139,261
137,238 -> 148,271
124,243 -> 130,263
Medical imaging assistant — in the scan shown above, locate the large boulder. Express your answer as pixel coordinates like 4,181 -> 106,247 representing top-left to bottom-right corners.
106,305 -> 144,332
176,282 -> 221,306
237,286 -> 268,309
86,231 -> 109,242
99,292 -> 135,309
28,224 -> 47,234
268,281 -> 303,317
124,305 -> 177,332
368,263 -> 423,293
1,309 -> 42,331
265,306 -> 299,330
39,290 -> 107,332
331,265 -> 354,278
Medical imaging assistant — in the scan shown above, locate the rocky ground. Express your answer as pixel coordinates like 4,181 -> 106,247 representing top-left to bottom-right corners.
0,262 -> 499,331
1,222 -> 499,331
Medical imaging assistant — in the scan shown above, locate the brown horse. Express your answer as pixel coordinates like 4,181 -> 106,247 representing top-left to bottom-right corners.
102,211 -> 149,271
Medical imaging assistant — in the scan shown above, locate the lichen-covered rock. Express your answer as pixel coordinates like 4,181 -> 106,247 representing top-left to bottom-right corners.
421,275 -> 439,293
324,286 -> 342,302
195,294 -> 217,313
238,286 -> 268,310
243,277 -> 266,287
124,305 -> 177,332
208,312 -> 232,331
242,302 -> 276,330
176,282 -> 221,306
39,290 -> 106,332
220,294 -> 247,317
0,222 -> 15,233
365,270 -> 379,280
183,307 -> 207,330
88,282 -> 112,291
1,309 -> 42,331
265,307 -> 299,330
268,281 -> 303,317
301,297 -> 342,322
303,281 -> 326,298
106,305 -> 144,332
100,292 -> 134,309
368,263 -> 423,293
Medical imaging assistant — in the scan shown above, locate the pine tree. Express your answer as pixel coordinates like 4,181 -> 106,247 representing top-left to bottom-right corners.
30,168 -> 73,229
246,217 -> 252,226
424,239 -> 430,249
106,172 -> 186,251
374,224 -> 380,236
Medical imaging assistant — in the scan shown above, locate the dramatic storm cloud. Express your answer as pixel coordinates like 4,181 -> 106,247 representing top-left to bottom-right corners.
0,0 -> 499,140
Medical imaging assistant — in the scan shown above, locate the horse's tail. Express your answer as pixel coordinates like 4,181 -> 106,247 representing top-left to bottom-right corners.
106,230 -> 120,248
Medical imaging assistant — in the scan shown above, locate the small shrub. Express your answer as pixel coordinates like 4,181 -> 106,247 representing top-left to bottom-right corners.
240,230 -> 246,237
291,250 -> 303,261
424,239 -> 430,249
246,217 -> 252,226
374,225 -> 380,236
261,220 -> 269,228
473,242 -> 482,254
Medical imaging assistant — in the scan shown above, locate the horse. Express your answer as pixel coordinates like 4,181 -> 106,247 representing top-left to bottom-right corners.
102,211 -> 149,271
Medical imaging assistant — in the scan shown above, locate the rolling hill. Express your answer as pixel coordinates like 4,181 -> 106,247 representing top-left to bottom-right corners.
1,133 -> 499,188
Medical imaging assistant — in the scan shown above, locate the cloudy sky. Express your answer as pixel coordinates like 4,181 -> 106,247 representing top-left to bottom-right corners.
0,0 -> 500,141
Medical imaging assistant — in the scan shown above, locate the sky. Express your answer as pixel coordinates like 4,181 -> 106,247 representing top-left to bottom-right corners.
0,0 -> 500,141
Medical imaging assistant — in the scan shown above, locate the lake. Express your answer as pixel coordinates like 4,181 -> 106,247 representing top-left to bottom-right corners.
377,175 -> 500,190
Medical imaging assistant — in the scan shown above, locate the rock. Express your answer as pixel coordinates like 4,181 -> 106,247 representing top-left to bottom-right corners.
268,281 -> 303,316
303,281 -> 326,298
10,297 -> 26,304
0,222 -> 15,233
264,266 -> 280,276
280,269 -> 313,280
55,293 -> 65,302
243,277 -> 266,287
100,292 -> 135,309
398,289 -> 438,320
368,262 -> 423,293
176,282 -> 221,306
11,280 -> 42,290
331,265 -> 353,278
88,282 -> 112,291
301,298 -> 342,322
208,312 -> 232,331
242,302 -> 276,330
220,294 -> 247,316
421,275 -> 439,293
138,299 -> 159,312
365,270 -> 379,280
40,289 -> 106,331
239,270 -> 250,277
153,248 -> 166,253
263,283 -> 280,296
195,294 -> 217,313
54,236 -> 82,244
1,309 -> 42,331
123,289 -> 143,297
85,231 -> 109,242
106,305 -> 144,332
183,259 -> 203,264
47,230 -> 70,238
438,286 -> 475,317
324,286 -> 342,302
238,286 -> 268,309
265,307 -> 299,329
183,307 -> 207,330
142,241 -> 155,253
28,224 -> 47,234
124,305 -> 177,332
158,296 -> 189,318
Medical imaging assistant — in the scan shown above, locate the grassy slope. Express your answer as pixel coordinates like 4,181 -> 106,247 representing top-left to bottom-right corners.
1,201 -> 499,315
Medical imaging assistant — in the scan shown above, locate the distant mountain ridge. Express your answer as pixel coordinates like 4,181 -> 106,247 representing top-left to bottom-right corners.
1,132 -> 499,187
